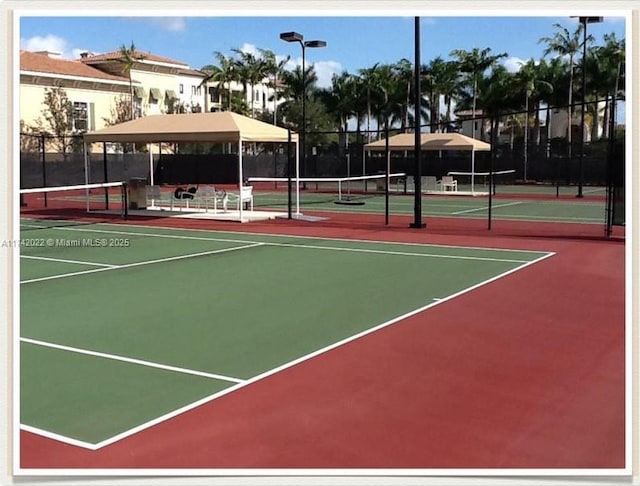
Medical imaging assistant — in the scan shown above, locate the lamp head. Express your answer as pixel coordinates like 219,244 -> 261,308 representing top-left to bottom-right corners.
280,32 -> 304,42
305,40 -> 327,48
571,16 -> 603,24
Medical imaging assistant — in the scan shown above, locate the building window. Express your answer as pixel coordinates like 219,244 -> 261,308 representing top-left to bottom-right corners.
191,85 -> 196,96
179,83 -> 184,94
209,86 -> 219,103
72,102 -> 88,132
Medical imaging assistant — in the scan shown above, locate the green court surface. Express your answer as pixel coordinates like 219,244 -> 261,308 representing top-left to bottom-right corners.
251,190 -> 606,224
29,184 -> 607,225
20,219 -> 553,447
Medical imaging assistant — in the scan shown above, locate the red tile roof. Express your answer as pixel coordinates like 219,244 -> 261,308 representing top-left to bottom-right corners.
20,51 -> 130,83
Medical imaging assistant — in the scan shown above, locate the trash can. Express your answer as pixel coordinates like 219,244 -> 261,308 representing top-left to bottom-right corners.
128,177 -> 147,210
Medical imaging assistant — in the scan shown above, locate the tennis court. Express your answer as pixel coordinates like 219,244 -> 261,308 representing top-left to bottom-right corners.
249,188 -> 606,224
20,218 -> 553,449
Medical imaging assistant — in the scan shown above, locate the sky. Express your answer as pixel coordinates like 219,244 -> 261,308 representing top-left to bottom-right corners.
18,10 -> 628,89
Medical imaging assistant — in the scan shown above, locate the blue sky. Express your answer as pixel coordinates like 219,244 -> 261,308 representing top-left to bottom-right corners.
19,12 -> 627,88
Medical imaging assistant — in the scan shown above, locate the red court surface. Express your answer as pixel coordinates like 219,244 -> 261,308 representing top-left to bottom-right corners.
18,210 -> 626,471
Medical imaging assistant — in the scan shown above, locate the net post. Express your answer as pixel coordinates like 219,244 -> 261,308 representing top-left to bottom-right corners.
122,182 -> 129,219
103,143 -> 109,209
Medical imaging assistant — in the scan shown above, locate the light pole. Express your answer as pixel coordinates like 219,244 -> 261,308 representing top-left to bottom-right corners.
575,16 -> 602,198
280,32 -> 326,187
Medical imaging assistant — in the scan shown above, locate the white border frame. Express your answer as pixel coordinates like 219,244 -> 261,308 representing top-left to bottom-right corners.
4,1 -> 637,485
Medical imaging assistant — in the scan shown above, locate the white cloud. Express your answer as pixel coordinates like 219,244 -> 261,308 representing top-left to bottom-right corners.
21,35 -> 98,60
503,56 -> 527,73
282,56 -> 342,88
21,34 -> 70,57
237,43 -> 259,56
312,60 -> 343,88
148,17 -> 186,32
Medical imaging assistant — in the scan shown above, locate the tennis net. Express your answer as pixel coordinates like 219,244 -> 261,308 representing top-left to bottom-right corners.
20,182 -> 128,221
248,173 -> 406,208
446,169 -> 516,193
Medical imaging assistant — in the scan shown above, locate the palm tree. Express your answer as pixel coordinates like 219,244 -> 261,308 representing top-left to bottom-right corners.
450,47 -> 508,129
539,23 -> 585,152
536,56 -> 569,156
232,48 -> 268,118
591,33 -> 625,139
450,47 -> 506,191
357,63 -> 381,142
200,51 -> 238,111
515,59 -> 553,179
118,41 -> 145,120
318,71 -> 359,154
421,57 -> 459,132
279,64 -> 319,132
258,48 -> 290,124
390,58 -> 414,132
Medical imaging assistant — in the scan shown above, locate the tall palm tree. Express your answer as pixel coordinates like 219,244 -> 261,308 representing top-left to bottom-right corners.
200,51 -> 238,111
357,63 -> 381,142
421,57 -> 458,132
515,59 -> 553,179
539,23 -> 585,151
536,56 -> 569,155
450,47 -> 506,190
279,65 -> 319,132
258,48 -> 290,124
450,47 -> 508,128
118,41 -> 145,120
391,58 -> 414,132
591,33 -> 625,138
232,48 -> 268,118
318,71 -> 358,153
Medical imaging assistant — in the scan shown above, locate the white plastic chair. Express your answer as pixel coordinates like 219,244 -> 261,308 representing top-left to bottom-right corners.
422,176 -> 437,192
226,185 -> 254,212
438,176 -> 458,192
147,185 -> 172,209
198,185 -> 228,212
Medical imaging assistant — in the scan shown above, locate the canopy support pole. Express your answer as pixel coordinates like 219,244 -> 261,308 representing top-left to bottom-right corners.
239,140 -> 244,222
149,146 -> 155,186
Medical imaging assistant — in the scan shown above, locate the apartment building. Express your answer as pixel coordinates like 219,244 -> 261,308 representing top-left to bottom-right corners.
20,50 -> 132,134
20,49 -> 209,133
20,48 -> 278,140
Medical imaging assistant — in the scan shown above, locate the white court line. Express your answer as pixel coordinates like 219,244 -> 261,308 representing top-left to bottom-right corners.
20,425 -> 99,451
453,201 -> 523,215
20,242 -> 264,284
21,250 -> 555,450
22,224 -> 537,264
271,242 -> 531,263
21,337 -> 245,384
21,255 -> 117,268
20,217 -> 550,254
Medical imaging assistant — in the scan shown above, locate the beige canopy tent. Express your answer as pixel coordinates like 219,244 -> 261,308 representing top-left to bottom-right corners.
364,132 -> 491,193
364,132 -> 490,152
83,112 -> 300,220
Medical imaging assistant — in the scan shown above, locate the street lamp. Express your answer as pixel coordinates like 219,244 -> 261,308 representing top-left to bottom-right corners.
575,16 -> 603,198
280,31 -> 326,186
